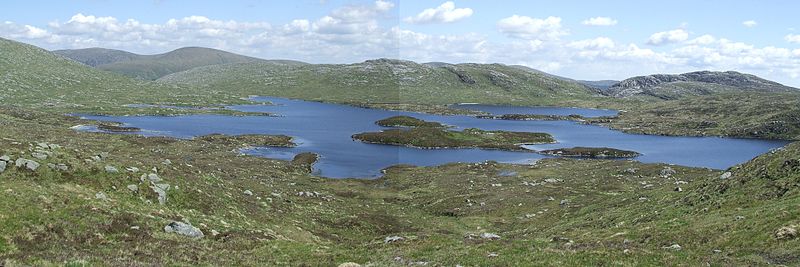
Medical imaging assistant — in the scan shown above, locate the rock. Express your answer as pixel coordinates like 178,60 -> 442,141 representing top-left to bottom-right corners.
15,158 -> 40,171
735,215 -> 745,221
776,226 -> 798,240
146,173 -> 162,183
560,199 -> 570,206
162,159 -> 172,165
98,152 -> 110,159
487,252 -> 499,257
624,168 -> 638,174
164,221 -> 204,238
481,233 -> 501,240
0,161 -> 6,173
151,183 -> 170,205
384,235 -> 404,243
126,184 -> 139,193
243,190 -> 254,196
31,152 -> 48,160
211,229 -> 220,236
662,244 -> 682,250
95,192 -> 109,201
720,172 -> 732,179
104,165 -> 119,173
47,163 -> 68,171
674,187 -> 683,192
126,167 -> 140,173
337,263 -> 362,267
0,155 -> 11,162
660,167 -> 676,177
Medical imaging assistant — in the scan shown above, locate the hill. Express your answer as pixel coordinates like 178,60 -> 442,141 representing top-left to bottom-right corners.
157,59 -> 605,106
606,71 -> 798,99
52,48 -> 140,67
54,46 -> 305,80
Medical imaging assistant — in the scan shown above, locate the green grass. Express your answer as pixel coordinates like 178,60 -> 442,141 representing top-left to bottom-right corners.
376,115 -> 447,128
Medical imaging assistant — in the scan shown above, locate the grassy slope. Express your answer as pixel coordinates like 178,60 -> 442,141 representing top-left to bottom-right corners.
157,59 -> 607,107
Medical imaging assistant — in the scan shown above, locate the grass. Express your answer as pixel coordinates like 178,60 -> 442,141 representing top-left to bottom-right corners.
375,115 -> 447,128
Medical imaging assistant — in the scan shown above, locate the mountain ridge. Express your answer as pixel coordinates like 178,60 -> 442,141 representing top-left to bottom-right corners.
606,70 -> 798,99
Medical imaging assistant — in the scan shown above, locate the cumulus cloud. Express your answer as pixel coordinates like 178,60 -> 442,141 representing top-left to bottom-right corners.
647,29 -> 689,45
786,34 -> 800,43
404,1 -> 473,24
582,17 -> 617,26
496,15 -> 566,40
742,20 -> 757,27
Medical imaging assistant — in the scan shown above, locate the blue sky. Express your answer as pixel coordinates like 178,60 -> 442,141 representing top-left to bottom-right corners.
2,0 -> 800,85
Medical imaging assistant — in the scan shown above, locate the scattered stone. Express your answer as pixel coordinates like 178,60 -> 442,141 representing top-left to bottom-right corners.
337,263 -> 362,267
0,155 -> 10,162
624,168 -> 638,174
0,161 -> 6,173
126,184 -> 139,193
126,167 -> 140,173
560,199 -> 570,206
104,165 -> 119,173
31,152 -> 48,160
130,226 -> 140,230
481,233 -> 501,240
384,236 -> 404,243
735,215 -> 745,221
98,152 -> 110,159
142,173 -> 162,183
47,163 -> 69,171
243,190 -> 254,196
164,221 -> 204,239
162,159 -> 172,165
660,167 -> 676,177
674,187 -> 683,192
211,229 -> 220,236
713,249 -> 722,253
15,158 -> 40,171
95,192 -> 109,201
776,226 -> 798,240
720,172 -> 732,179
487,252 -> 499,258
151,183 -> 170,205
663,244 -> 682,250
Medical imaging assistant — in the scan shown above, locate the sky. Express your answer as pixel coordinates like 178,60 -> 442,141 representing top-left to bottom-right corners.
2,0 -> 800,86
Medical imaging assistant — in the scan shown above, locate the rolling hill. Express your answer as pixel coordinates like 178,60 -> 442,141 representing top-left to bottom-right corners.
157,58 -> 606,106
606,71 -> 798,99
54,47 -> 306,80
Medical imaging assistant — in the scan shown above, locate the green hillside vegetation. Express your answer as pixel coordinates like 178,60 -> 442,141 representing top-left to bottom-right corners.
157,59 -> 606,107
55,46 -> 306,80
606,71 -> 798,100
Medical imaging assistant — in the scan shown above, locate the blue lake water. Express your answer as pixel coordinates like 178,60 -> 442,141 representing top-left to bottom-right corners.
79,97 -> 791,178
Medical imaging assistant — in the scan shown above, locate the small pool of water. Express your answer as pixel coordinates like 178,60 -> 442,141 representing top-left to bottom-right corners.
79,97 -> 790,178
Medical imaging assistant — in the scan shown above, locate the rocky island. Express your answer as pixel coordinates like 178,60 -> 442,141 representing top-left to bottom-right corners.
538,147 -> 641,158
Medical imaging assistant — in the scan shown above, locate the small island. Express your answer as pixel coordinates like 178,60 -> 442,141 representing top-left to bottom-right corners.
196,134 -> 296,148
476,114 -> 585,121
376,115 -> 446,128
354,116 -> 555,151
97,122 -> 141,132
538,147 -> 640,158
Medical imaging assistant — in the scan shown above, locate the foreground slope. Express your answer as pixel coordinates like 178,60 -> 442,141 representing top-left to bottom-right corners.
55,46 -> 305,80
607,71 -> 798,99
157,59 -> 605,106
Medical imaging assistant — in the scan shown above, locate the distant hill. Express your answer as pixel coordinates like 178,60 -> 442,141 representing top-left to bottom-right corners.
52,48 -> 140,67
606,71 -> 797,99
578,80 -> 618,90
157,58 -> 605,106
54,47 -> 306,80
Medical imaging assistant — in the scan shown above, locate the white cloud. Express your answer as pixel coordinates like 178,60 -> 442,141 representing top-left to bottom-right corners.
496,15 -> 567,40
404,1 -> 473,24
647,29 -> 689,45
786,34 -> 800,43
582,17 -> 617,26
567,37 -> 615,50
742,20 -> 758,27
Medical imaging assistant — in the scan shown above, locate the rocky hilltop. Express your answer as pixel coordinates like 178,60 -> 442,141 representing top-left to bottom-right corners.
607,71 -> 797,99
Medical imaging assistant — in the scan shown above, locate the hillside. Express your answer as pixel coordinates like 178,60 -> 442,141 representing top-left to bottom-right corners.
606,71 -> 798,99
0,38 -> 250,114
54,46 -> 305,80
52,48 -> 140,67
157,59 -> 605,106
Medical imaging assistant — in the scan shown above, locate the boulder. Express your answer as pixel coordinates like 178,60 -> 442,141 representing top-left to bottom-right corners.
105,165 -> 119,173
384,236 -> 404,243
0,155 -> 12,162
151,183 -> 170,205
164,221 -> 204,239
126,184 -> 139,193
15,158 -> 40,171
31,152 -> 48,160
481,233 -> 501,240
0,161 -> 6,173
243,190 -> 254,196
126,167 -> 140,173
660,167 -> 676,177
776,226 -> 798,240
720,172 -> 732,179
95,192 -> 109,201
